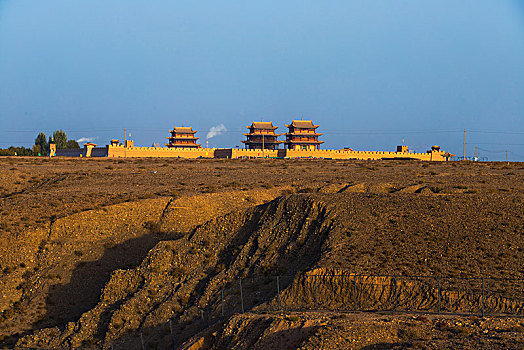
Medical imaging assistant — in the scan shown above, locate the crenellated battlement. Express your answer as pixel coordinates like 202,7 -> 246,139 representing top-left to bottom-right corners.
52,122 -> 454,161
55,143 -> 452,161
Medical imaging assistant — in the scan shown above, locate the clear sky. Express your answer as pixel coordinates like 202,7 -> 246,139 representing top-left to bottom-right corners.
1,1 -> 523,160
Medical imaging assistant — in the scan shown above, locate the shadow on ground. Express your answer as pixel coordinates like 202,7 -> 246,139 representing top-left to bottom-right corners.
34,231 -> 182,330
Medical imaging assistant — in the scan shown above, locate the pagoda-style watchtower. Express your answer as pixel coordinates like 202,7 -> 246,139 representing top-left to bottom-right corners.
165,126 -> 201,148
283,119 -> 324,150
241,121 -> 282,150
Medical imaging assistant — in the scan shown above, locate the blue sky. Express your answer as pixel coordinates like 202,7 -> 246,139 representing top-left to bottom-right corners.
1,1 -> 523,160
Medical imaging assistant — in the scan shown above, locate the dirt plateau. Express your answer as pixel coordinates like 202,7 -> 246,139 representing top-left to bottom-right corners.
0,157 -> 523,349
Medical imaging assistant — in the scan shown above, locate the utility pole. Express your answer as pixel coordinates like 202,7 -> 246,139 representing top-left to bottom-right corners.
262,132 -> 265,158
463,129 -> 466,160
124,128 -> 127,158
506,150 -> 508,164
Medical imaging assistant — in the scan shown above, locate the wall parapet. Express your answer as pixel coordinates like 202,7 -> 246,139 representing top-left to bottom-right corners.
107,146 -> 215,158
53,144 -> 451,161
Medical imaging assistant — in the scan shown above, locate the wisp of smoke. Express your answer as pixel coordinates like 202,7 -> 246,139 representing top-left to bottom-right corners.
76,137 -> 96,143
206,124 -> 227,139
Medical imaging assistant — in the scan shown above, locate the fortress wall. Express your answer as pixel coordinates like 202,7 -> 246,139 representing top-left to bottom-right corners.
214,149 -> 232,158
54,144 -> 449,161
211,148 -> 448,161
90,147 -> 109,157
55,149 -> 83,157
285,149 -> 447,161
230,149 -> 279,159
107,146 -> 214,158
54,146 -> 108,157
285,149 -> 355,159
214,149 -> 279,159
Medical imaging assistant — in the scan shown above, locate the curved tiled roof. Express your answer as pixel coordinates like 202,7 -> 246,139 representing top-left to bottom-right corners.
246,121 -> 278,130
170,126 -> 196,134
286,120 -> 319,129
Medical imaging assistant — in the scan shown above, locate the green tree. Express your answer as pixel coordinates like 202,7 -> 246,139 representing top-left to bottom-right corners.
65,140 -> 80,149
34,132 -> 49,156
32,144 -> 42,156
53,130 -> 68,149
0,146 -> 33,156
15,146 -> 34,156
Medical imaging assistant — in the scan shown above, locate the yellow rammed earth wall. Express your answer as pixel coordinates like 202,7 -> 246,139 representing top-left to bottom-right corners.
227,149 -> 279,159
214,148 -> 450,161
107,145 -> 214,158
284,149 -> 449,161
55,143 -> 451,161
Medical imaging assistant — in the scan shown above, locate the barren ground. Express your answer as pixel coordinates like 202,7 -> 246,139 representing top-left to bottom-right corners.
0,157 -> 523,349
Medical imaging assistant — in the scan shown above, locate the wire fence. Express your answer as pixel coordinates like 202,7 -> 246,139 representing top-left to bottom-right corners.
218,274 -> 523,317
108,273 -> 523,349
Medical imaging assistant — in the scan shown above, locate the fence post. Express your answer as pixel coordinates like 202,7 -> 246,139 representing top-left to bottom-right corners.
342,275 -> 346,311
333,275 -> 337,312
354,274 -> 358,312
169,319 -> 174,348
239,278 -> 244,314
394,275 -> 398,313
277,276 -> 282,311
481,277 -> 485,317
437,276 -> 441,315
315,275 -> 318,310
221,286 -> 224,317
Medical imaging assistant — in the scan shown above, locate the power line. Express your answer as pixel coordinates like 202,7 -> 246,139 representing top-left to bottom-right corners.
467,130 -> 524,134
474,147 -> 524,160
476,147 -> 506,154
0,128 -> 483,135
508,150 -> 524,159
0,129 -> 123,133
466,142 -> 524,146
1,127 -> 523,135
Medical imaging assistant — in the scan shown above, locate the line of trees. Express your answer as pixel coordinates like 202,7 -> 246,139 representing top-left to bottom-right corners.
0,146 -> 34,156
0,130 -> 80,156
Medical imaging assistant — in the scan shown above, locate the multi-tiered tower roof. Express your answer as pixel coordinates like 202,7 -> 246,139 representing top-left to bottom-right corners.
241,121 -> 282,150
283,119 -> 324,150
165,126 -> 201,148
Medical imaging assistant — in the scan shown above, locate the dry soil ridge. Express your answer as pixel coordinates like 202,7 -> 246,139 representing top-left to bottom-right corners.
0,187 -> 286,345
1,159 -> 523,348
15,191 -> 524,349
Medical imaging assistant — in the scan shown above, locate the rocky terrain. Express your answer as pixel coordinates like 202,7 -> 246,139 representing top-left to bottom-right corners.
182,312 -> 524,350
0,157 -> 523,349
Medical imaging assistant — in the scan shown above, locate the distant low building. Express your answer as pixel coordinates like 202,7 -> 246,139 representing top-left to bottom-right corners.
284,119 -> 324,150
166,127 -> 201,148
242,121 -> 282,150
